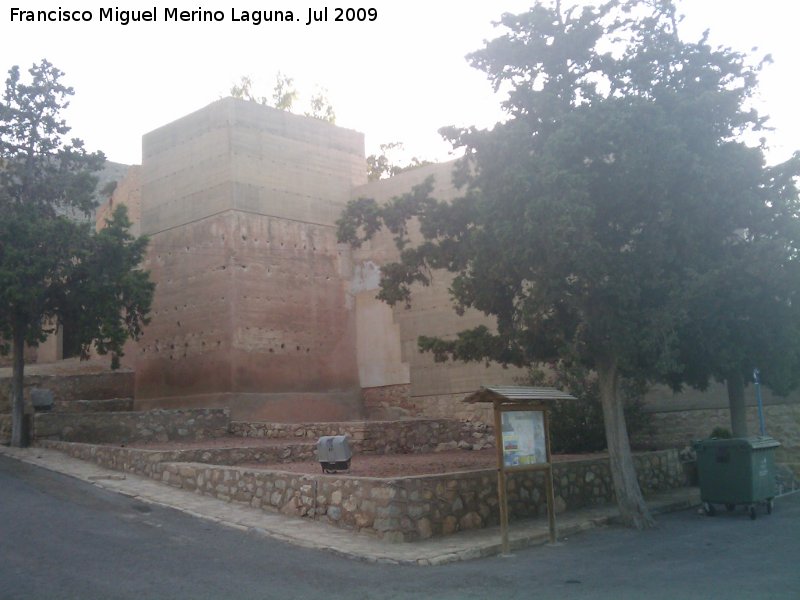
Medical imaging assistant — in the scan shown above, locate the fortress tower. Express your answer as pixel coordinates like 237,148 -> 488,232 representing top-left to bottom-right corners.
134,98 -> 366,420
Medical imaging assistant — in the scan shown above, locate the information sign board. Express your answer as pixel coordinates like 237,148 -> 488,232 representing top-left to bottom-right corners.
501,410 -> 546,467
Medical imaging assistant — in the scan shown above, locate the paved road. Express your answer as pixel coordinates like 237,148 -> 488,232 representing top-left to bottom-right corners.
1,455 -> 798,600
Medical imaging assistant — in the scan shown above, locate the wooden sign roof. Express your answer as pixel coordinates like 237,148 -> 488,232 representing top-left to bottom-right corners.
462,385 -> 577,404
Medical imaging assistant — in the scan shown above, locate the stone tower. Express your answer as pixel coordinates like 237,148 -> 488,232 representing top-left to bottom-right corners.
134,98 -> 366,421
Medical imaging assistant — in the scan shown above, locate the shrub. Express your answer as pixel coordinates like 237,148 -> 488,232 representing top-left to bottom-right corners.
710,426 -> 732,439
528,361 -> 654,454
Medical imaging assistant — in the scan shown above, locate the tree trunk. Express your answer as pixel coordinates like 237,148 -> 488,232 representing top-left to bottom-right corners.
597,355 -> 655,529
726,372 -> 748,438
10,328 -> 27,448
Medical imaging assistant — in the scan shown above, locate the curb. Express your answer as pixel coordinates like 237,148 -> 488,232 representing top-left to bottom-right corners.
0,445 -> 700,566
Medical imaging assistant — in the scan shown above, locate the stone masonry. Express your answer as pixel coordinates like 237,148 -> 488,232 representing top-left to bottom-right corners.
41,439 -> 684,542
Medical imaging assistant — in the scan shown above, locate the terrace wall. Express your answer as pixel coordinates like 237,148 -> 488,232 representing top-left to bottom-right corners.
33,408 -> 230,444
41,440 -> 684,542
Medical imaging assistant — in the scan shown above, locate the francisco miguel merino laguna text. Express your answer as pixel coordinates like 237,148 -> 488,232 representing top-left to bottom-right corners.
9,6 -> 379,26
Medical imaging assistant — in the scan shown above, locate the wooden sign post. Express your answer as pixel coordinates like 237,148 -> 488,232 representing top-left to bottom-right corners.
464,386 -> 576,555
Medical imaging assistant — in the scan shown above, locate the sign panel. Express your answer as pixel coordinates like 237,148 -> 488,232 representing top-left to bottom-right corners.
501,410 -> 546,467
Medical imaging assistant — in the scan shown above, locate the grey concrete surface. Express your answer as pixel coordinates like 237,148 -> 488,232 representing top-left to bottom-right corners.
0,446 -> 698,565
1,452 -> 798,600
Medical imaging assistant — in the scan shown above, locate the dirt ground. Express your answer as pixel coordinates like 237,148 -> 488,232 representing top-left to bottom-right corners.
265,450 -> 597,477
126,438 -> 297,450
122,438 -> 597,477
260,449 -> 500,477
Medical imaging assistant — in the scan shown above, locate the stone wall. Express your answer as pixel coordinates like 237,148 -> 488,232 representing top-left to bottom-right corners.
41,440 -> 684,542
33,408 -> 230,444
0,414 -> 9,443
95,165 -> 142,237
0,368 -> 134,414
40,439 -> 316,473
351,163 -> 525,423
229,418 -> 494,453
362,384 -> 413,419
636,403 -> 800,476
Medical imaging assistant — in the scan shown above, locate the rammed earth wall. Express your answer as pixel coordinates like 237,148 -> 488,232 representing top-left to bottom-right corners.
41,440 -> 684,542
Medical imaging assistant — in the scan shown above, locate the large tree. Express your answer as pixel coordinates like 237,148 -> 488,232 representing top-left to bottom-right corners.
338,0 -> 800,528
0,60 -> 154,447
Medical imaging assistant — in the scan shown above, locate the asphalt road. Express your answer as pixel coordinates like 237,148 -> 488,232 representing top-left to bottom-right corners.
1,454 -> 798,600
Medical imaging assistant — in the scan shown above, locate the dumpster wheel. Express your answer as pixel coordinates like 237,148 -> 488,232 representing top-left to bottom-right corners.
702,502 -> 716,516
749,505 -> 757,520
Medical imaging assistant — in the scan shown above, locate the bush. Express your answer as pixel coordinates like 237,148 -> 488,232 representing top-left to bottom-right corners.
528,362 -> 654,454
710,426 -> 732,439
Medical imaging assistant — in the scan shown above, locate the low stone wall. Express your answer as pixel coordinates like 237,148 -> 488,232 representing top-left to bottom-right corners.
0,414 -> 9,443
34,408 -> 230,444
40,439 -> 316,473
230,418 -> 494,453
637,404 -> 800,476
42,440 -> 684,542
0,369 -> 134,413
53,398 -> 135,413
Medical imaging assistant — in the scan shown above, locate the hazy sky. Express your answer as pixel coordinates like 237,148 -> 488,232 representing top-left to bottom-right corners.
2,1 -> 798,166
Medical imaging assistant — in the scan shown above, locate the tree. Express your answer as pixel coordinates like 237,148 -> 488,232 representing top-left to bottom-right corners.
667,203 -> 800,437
271,71 -> 297,111
337,1 -> 800,528
0,60 -> 154,447
530,361 -> 653,454
366,142 -> 435,181
230,72 -> 335,122
229,75 -> 268,105
305,86 -> 336,124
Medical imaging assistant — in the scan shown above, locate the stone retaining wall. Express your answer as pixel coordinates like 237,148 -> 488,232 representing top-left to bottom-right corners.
230,418 -> 494,453
53,398 -> 135,413
0,414 -> 9,443
0,369 -> 134,413
40,439 -> 315,473
34,408 -> 230,444
635,404 -> 800,475
41,440 -> 684,542
361,384 -> 414,419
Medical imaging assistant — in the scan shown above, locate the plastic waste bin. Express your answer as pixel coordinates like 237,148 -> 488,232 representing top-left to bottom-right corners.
693,436 -> 780,519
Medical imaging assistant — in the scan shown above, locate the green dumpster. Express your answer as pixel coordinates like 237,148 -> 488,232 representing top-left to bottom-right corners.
693,436 -> 780,520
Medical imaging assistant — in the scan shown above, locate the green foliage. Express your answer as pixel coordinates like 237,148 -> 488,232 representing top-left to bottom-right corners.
710,427 -> 732,439
0,60 -> 104,216
0,59 -> 154,445
230,72 -> 335,122
366,142 -> 436,182
271,71 -> 297,111
229,75 -> 268,105
529,362 -> 653,453
100,180 -> 118,199
338,0 -> 800,527
339,0 -> 800,389
0,206 -> 90,347
62,205 -> 153,362
305,87 -> 336,124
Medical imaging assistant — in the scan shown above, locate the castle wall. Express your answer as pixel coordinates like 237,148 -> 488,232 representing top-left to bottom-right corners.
134,99 -> 365,421
96,165 -> 142,236
351,163 -> 524,422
